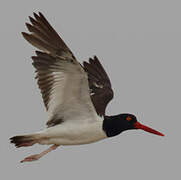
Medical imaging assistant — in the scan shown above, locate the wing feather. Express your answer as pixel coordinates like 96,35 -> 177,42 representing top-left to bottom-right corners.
83,56 -> 114,116
23,12 -> 98,127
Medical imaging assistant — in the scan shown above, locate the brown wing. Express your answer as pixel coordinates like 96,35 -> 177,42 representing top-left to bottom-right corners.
22,12 -> 99,128
22,12 -> 76,60
22,12 -> 78,111
83,56 -> 114,116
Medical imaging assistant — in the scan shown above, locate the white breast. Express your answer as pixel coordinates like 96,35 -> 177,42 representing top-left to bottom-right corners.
38,120 -> 107,145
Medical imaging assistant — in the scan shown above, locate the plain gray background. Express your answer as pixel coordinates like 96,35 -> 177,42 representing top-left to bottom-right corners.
0,0 -> 180,179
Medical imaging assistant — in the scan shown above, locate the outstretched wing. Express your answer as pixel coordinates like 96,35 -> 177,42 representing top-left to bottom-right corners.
22,12 -> 98,127
83,57 -> 114,116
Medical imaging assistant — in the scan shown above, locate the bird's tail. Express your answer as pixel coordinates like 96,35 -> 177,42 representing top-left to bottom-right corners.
10,134 -> 40,148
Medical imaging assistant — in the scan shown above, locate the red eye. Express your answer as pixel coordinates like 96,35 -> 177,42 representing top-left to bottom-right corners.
126,116 -> 132,121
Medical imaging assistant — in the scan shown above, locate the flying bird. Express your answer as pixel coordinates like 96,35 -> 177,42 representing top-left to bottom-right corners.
10,12 -> 164,163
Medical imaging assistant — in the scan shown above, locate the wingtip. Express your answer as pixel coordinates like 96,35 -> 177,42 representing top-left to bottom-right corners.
25,23 -> 32,31
33,12 -> 39,20
21,32 -> 29,38
29,16 -> 35,24
21,32 -> 32,42
38,12 -> 44,17
83,61 -> 89,66
21,31 -> 26,36
94,56 -> 99,61
89,57 -> 94,63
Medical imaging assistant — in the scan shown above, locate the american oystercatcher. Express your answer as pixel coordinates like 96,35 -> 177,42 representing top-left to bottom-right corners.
10,12 -> 164,163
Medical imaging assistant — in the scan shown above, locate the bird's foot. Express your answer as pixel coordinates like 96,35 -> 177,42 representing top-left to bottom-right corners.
20,154 -> 41,163
20,144 -> 59,163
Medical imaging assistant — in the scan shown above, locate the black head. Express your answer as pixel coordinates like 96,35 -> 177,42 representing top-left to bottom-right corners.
103,113 -> 164,137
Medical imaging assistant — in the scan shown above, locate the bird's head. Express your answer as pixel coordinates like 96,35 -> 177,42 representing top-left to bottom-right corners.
103,113 -> 164,137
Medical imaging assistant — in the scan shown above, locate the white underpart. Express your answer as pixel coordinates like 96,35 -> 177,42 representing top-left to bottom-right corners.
36,117 -> 107,145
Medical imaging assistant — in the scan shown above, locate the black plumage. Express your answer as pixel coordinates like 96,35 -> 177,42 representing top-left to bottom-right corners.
83,56 -> 114,116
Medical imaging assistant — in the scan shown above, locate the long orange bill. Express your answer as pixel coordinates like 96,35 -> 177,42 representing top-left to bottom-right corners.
134,122 -> 164,136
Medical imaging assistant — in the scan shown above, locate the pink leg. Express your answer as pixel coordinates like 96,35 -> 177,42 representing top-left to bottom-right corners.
20,144 -> 59,163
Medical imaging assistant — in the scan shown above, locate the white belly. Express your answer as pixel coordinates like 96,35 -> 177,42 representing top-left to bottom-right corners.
39,121 -> 107,145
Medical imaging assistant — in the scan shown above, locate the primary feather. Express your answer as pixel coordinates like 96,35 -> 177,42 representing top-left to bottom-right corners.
22,12 -> 113,127
23,12 -> 101,128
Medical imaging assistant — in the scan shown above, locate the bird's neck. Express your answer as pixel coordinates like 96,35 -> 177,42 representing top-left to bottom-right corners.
102,115 -> 129,137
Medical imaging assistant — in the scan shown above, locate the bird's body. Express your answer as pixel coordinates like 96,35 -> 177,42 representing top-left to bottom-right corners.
10,12 -> 164,163
35,119 -> 106,145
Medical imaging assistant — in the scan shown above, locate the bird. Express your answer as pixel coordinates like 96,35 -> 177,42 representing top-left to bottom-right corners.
10,12 -> 164,163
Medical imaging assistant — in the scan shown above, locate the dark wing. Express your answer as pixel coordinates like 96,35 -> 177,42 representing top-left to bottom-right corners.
22,12 -> 77,111
22,12 -> 98,128
22,12 -> 75,60
83,56 -> 114,116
